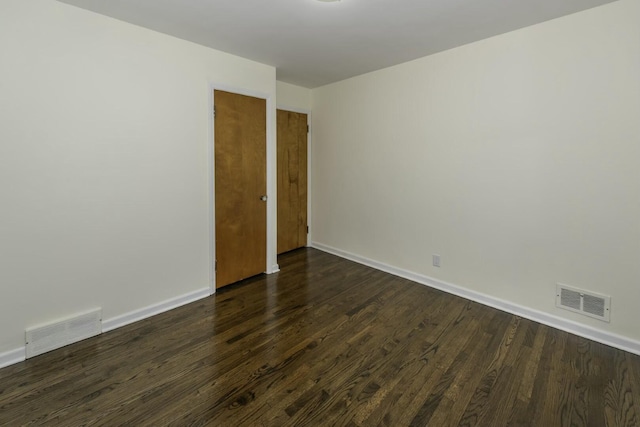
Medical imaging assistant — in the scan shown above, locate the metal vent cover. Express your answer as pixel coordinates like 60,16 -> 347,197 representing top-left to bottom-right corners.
25,308 -> 102,358
560,287 -> 581,310
556,284 -> 610,322
583,294 -> 606,318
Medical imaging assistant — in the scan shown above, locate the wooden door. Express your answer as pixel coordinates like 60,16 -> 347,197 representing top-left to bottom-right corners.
277,109 -> 308,254
215,90 -> 267,288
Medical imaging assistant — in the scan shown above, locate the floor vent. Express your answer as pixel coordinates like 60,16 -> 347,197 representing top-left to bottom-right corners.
25,308 -> 102,359
556,284 -> 610,322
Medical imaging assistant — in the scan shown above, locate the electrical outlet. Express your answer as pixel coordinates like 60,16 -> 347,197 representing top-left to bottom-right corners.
432,254 -> 441,268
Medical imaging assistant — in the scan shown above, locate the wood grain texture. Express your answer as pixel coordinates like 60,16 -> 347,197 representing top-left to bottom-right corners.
214,90 -> 267,288
1,248 -> 639,426
277,109 -> 308,254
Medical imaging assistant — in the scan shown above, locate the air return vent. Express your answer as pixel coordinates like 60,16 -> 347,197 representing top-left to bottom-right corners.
25,308 -> 102,358
556,284 -> 610,322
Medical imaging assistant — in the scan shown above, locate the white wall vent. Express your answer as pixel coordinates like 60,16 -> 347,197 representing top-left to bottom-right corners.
25,308 -> 102,359
556,284 -> 610,322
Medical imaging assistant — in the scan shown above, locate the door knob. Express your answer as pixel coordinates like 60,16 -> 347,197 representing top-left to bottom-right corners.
260,195 -> 268,202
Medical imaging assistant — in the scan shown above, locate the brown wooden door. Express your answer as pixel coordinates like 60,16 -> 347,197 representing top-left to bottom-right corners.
277,109 -> 308,254
215,90 -> 267,288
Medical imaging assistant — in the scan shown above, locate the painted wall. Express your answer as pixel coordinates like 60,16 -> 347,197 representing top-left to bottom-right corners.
0,0 -> 275,355
276,81 -> 312,112
311,0 -> 640,342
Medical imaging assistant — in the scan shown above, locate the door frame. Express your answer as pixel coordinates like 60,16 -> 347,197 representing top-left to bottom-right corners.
208,83 -> 278,295
276,105 -> 312,251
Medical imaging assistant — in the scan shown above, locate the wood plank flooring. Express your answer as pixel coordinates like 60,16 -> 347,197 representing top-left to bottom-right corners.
1,248 -> 640,426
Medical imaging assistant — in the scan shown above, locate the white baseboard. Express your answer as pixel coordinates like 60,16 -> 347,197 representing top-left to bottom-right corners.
311,241 -> 640,356
0,347 -> 26,369
102,288 -> 210,333
0,288 -> 211,371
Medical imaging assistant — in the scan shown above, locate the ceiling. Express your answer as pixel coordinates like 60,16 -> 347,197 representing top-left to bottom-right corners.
57,0 -> 617,88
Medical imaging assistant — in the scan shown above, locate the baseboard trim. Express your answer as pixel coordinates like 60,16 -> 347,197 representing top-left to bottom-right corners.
0,288 -> 212,371
311,241 -> 640,356
102,288 -> 210,333
0,347 -> 26,369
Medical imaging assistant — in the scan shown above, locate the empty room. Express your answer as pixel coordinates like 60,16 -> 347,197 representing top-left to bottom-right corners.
1,0 -> 639,425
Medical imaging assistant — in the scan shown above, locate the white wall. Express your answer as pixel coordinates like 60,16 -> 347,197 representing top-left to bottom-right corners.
276,81 -> 312,112
311,0 -> 640,343
0,0 -> 276,355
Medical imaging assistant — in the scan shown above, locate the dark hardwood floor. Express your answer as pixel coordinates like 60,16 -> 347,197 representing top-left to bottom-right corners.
1,248 -> 640,426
